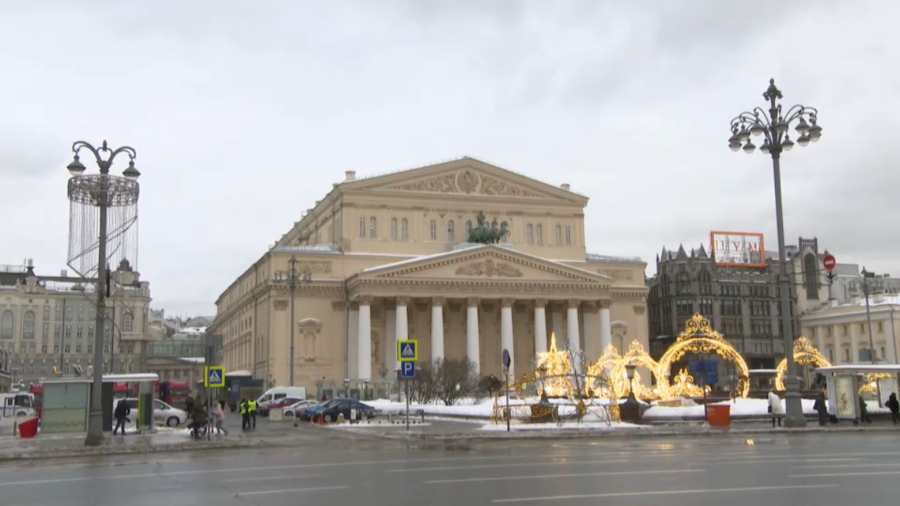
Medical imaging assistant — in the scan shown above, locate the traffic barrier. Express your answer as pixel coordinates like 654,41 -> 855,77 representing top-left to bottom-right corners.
18,417 -> 39,439
706,404 -> 731,427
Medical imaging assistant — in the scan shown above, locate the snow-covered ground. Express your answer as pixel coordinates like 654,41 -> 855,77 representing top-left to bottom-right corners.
643,397 -> 890,420
478,421 -> 648,432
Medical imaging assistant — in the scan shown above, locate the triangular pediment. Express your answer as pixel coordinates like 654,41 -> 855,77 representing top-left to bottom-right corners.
341,157 -> 587,204
356,245 -> 610,284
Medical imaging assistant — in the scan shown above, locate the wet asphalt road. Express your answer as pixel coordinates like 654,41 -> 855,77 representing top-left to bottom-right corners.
1,428 -> 900,506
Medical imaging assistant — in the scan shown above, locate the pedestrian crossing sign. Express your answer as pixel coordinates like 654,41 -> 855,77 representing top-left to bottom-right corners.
204,366 -> 225,388
397,340 -> 418,362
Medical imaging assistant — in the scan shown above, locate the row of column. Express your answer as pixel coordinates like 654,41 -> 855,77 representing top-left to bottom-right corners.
353,297 -> 613,381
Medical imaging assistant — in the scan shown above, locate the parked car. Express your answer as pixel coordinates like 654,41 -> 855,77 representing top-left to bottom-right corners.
303,398 -> 375,422
116,398 -> 188,427
258,396 -> 303,417
283,400 -> 318,418
255,387 -> 307,410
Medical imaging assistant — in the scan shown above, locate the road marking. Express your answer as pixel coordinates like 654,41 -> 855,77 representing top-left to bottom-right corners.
228,474 -> 320,482
791,470 -> 900,478
237,485 -> 350,496
795,463 -> 900,470
0,455 -> 528,487
425,468 -> 703,484
715,457 -> 864,465
387,459 -> 628,473
491,483 -> 836,503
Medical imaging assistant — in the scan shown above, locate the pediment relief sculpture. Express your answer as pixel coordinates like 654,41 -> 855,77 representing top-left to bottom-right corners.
455,258 -> 523,277
384,168 -> 549,198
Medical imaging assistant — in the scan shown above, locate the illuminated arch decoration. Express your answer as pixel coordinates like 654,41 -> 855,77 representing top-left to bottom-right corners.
584,344 -> 619,398
610,340 -> 663,400
860,373 -> 893,395
657,314 -> 750,400
774,336 -> 832,391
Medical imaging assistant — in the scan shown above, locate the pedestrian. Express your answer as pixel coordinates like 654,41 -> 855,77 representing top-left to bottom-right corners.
768,391 -> 784,427
113,399 -> 130,435
887,393 -> 900,425
214,400 -> 229,437
248,398 -> 258,428
192,400 -> 208,439
185,395 -> 194,417
858,395 -> 873,424
240,398 -> 249,430
813,392 -> 828,426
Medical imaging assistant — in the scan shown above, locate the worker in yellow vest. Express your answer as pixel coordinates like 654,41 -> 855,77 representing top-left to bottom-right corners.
248,399 -> 258,429
239,398 -> 250,430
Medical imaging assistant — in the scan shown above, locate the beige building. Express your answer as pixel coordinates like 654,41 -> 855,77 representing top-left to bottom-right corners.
0,260 -> 162,385
209,158 -> 648,394
800,295 -> 900,366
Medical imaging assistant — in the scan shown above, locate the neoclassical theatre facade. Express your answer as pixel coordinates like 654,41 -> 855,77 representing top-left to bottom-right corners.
209,158 -> 648,393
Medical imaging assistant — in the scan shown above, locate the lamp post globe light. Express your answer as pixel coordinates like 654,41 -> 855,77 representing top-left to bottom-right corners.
729,79 -> 822,428
66,140 -> 140,447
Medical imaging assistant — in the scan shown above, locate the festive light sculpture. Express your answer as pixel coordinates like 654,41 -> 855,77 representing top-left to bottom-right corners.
774,336 -> 831,391
669,368 -> 710,398
609,340 -> 662,401
657,314 -> 750,400
535,333 -> 573,398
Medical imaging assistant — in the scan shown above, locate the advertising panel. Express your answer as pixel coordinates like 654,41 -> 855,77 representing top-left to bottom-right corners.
710,231 -> 766,268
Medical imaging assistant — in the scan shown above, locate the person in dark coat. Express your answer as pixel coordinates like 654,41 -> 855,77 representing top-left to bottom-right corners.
113,399 -> 130,435
813,392 -> 829,426
858,395 -> 872,424
191,401 -> 208,439
887,393 -> 900,425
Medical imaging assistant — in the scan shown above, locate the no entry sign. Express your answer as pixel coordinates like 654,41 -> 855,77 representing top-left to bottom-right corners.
823,254 -> 836,271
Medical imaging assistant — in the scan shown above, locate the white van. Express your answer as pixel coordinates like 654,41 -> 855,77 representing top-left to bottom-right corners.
256,387 -> 306,407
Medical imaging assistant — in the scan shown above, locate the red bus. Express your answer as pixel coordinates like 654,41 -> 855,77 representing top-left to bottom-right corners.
159,381 -> 190,409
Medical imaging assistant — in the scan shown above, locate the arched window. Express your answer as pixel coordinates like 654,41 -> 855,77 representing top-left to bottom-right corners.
526,224 -> 534,244
390,218 -> 398,239
369,217 -> 377,238
401,218 -> 409,240
448,220 -> 455,241
429,220 -> 436,240
565,225 -> 572,245
555,225 -> 562,245
536,224 -> 543,244
359,217 -> 366,238
804,253 -> 819,299
123,313 -> 134,333
0,311 -> 13,339
23,311 -> 35,340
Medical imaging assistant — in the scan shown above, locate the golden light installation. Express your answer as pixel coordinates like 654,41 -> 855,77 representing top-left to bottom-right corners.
657,314 -> 750,400
535,333 -> 573,398
860,373 -> 893,395
774,336 -> 831,391
669,368 -> 710,398
583,344 -> 619,398
609,340 -> 662,401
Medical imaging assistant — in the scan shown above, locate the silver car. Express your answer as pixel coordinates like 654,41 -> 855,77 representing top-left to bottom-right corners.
283,399 -> 318,418
117,398 -> 187,427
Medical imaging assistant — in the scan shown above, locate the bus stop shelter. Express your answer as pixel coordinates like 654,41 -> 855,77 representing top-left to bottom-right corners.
815,364 -> 900,421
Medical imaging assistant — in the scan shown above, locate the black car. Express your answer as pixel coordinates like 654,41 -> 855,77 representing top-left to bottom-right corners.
306,398 -> 375,422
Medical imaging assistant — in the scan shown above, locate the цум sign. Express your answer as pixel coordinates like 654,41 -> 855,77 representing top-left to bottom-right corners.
710,231 -> 766,268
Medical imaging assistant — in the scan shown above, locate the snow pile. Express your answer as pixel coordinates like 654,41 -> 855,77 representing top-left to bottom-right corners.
478,421 -> 649,432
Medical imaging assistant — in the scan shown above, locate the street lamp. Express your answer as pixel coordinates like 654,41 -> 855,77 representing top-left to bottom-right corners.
66,140 -> 140,446
273,256 -> 312,387
861,268 -> 880,363
729,79 -> 822,428
620,363 -> 641,423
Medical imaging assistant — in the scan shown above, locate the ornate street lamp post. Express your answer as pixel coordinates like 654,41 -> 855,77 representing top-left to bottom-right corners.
66,141 -> 140,446
273,256 -> 311,387
729,79 -> 822,428
861,268 -> 880,363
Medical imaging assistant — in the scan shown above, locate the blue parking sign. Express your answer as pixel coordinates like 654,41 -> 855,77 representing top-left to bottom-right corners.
400,361 -> 415,378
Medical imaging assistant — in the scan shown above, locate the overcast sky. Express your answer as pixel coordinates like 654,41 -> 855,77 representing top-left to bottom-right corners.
2,1 -> 898,317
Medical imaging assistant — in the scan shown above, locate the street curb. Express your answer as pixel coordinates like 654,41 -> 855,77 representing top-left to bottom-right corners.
376,424 -> 900,442
0,438 -> 274,463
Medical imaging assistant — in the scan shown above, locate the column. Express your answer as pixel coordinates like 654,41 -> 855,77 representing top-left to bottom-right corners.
385,305 -> 396,373
849,323 -> 858,363
551,305 -> 565,342
466,298 -> 480,375
583,302 -> 601,360
348,302 -> 359,379
815,326 -> 825,358
533,299 -> 548,356
832,324 -> 842,364
567,300 -> 581,356
396,297 -> 409,343
431,297 -> 445,362
501,298 -> 515,377
599,299 -> 612,352
357,296 -> 372,381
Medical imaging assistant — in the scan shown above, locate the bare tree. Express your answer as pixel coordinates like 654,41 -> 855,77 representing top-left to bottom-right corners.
433,358 -> 477,406
408,361 -> 437,404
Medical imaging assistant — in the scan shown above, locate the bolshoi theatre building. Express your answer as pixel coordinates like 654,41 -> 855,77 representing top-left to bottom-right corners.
209,158 -> 648,395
